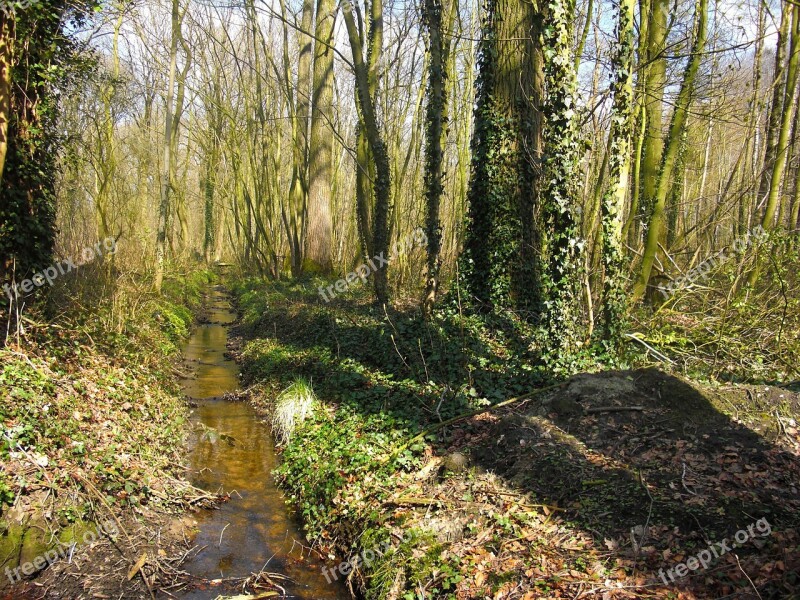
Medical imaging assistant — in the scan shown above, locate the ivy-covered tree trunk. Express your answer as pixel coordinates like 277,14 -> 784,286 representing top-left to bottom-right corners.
342,0 -> 391,304
1,3 -> 88,292
459,0 -> 544,312
539,0 -> 585,359
421,0 -> 455,316
599,0 -> 636,347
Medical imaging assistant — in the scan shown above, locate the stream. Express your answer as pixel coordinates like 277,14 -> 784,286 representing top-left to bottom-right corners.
179,286 -> 349,600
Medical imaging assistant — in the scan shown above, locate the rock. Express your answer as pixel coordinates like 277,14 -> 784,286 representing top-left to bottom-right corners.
442,452 -> 470,473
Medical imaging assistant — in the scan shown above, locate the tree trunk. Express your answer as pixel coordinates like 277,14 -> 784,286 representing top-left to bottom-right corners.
154,0 -> 181,292
539,0 -> 585,356
599,0 -> 636,346
342,0 -> 391,304
306,0 -> 336,273
639,0 -> 669,219
0,13 -> 13,186
458,0 -> 544,312
421,0 -> 455,315
633,0 -> 708,301
760,4 -> 799,231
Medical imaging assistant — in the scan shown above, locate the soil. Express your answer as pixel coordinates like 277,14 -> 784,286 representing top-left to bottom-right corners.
441,368 -> 800,598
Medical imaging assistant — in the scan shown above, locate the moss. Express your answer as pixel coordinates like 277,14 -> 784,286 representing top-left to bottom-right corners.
0,521 -> 24,571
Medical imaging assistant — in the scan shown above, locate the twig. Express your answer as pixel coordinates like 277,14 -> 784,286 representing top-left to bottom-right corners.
585,406 -> 644,414
733,554 -> 762,600
633,470 -> 654,563
624,333 -> 675,364
219,522 -> 230,547
384,382 -> 569,462
681,461 -> 698,496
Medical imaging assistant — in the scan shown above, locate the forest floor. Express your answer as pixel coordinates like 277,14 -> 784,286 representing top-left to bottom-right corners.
2,272 -> 798,600
231,277 -> 800,600
0,271 -> 227,599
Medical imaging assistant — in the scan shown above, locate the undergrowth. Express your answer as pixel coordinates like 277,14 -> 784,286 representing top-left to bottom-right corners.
232,262 -> 800,599
641,231 -> 799,384
0,268 -> 213,573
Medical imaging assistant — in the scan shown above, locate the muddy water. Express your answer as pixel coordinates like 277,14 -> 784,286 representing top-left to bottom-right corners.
180,287 -> 349,600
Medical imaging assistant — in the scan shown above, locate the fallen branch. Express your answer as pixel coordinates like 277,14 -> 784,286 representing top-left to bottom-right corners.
384,382 -> 569,462
585,406 -> 644,414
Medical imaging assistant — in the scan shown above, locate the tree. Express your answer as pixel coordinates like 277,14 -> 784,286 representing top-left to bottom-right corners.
154,0 -> 185,292
0,11 -> 13,185
539,0 -> 585,355
342,0 -> 392,303
599,0 -> 636,345
306,0 -> 337,273
458,0 -> 544,312
1,2 -> 96,292
759,3 -> 799,231
633,0 -> 709,300
421,0 -> 456,315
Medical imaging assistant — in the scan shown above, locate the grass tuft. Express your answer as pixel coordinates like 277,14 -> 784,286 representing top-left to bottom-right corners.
271,377 -> 318,445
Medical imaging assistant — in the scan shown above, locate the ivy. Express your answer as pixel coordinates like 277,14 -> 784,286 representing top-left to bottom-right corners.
0,2 -> 98,297
457,0 -> 542,314
538,0 -> 586,368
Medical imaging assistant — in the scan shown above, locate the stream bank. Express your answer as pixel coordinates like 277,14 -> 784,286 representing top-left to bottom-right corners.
230,277 -> 800,600
0,271 -> 214,598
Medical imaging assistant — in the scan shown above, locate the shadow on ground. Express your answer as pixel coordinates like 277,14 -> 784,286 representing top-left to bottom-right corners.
232,281 -> 800,599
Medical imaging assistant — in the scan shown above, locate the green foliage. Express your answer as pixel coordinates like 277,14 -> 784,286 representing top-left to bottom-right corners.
538,0 -> 586,367
0,1 -> 99,289
0,268 -> 205,523
274,406 -> 420,539
457,0 -> 540,313
0,472 -> 15,507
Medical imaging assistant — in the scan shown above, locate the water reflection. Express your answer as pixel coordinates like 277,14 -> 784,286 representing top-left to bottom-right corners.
179,288 -> 349,600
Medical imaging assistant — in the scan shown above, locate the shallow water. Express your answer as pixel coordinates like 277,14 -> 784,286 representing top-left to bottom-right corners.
179,287 -> 349,600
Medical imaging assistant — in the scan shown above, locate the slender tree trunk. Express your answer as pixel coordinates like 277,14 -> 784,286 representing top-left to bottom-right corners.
306,0 -> 336,272
790,78 -> 800,230
342,0 -> 391,304
757,5 -> 791,214
760,4 -> 799,231
0,13 -> 13,186
599,0 -> 636,346
633,0 -> 708,301
154,0 -> 181,292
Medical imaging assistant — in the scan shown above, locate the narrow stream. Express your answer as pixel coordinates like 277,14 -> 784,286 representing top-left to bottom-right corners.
179,286 -> 349,600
